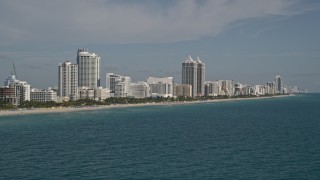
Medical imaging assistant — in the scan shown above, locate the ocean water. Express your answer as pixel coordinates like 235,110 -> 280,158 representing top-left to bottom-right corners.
1,94 -> 320,179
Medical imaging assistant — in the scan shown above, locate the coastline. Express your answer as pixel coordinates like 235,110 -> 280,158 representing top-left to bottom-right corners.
0,95 -> 291,117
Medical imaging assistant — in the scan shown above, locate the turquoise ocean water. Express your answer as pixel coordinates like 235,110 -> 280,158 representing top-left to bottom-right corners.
1,94 -> 320,179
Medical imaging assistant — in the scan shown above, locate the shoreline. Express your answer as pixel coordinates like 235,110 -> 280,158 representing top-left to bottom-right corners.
0,95 -> 291,117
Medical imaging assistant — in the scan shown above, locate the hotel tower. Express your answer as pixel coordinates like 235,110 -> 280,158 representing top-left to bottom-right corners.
58,61 -> 78,100
182,55 -> 205,97
77,49 -> 101,89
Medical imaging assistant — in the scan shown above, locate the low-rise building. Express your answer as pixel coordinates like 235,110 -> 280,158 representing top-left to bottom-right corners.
79,87 -> 95,99
147,77 -> 173,97
30,87 -> 57,102
94,87 -> 110,101
174,84 -> 192,97
205,81 -> 220,96
129,81 -> 150,98
0,85 -> 18,106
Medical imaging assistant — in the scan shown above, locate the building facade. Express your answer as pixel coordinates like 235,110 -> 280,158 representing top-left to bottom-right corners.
58,61 -> 78,100
77,49 -> 100,89
0,85 -> 18,106
106,73 -> 131,97
218,80 -> 234,96
196,57 -> 205,96
275,75 -> 283,94
30,87 -> 57,102
182,56 -> 205,97
94,87 -> 110,101
146,77 -> 173,97
174,84 -> 192,97
129,81 -> 150,98
4,73 -> 31,105
204,81 -> 219,96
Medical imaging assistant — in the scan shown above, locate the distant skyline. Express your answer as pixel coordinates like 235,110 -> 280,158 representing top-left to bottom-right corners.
1,0 -> 320,92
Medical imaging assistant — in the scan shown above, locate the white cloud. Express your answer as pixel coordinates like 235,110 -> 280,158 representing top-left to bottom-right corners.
0,0 -> 305,45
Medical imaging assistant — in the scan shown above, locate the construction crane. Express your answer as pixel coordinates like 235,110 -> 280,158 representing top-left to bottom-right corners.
12,61 -> 17,78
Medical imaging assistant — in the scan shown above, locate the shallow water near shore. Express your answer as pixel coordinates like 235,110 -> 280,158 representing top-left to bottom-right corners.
0,94 -> 320,179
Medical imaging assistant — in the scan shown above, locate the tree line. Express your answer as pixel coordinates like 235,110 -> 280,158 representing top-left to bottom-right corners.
0,94 -> 278,110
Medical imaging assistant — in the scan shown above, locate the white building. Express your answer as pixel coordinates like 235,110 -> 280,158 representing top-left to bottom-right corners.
254,85 -> 266,96
174,84 -> 192,97
243,85 -> 254,95
234,83 -> 244,96
79,87 -> 95,99
218,80 -> 234,96
58,61 -> 78,100
94,87 -> 110,101
129,81 -> 150,98
266,81 -> 276,95
4,73 -> 30,105
106,73 -> 131,97
204,81 -> 219,96
182,56 -> 205,97
146,77 -> 173,97
30,87 -> 57,102
77,49 -> 100,89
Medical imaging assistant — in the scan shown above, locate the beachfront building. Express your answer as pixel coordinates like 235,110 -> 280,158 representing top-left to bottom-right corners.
79,87 -> 95,99
275,75 -> 283,94
234,83 -> 244,96
182,55 -> 205,97
196,57 -> 205,96
266,81 -> 276,95
106,73 -> 131,97
30,87 -> 57,102
204,81 -> 219,96
146,77 -> 173,97
243,85 -> 254,95
129,81 -> 150,98
218,80 -> 234,96
94,87 -> 110,101
254,85 -> 266,96
58,61 -> 78,100
174,84 -> 192,97
3,72 -> 31,105
77,49 -> 101,89
0,85 -> 18,106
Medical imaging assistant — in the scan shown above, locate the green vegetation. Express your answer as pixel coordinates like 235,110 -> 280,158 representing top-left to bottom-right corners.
0,99 -> 15,110
0,94 -> 285,110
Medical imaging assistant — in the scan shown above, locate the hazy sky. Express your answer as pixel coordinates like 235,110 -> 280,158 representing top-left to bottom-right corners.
0,0 -> 320,92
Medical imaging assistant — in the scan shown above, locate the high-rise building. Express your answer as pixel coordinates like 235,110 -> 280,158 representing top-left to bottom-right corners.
275,75 -> 283,94
77,49 -> 100,89
58,61 -> 78,100
4,72 -> 30,105
182,55 -> 205,97
254,85 -> 265,96
0,85 -> 18,106
196,57 -> 205,96
106,73 -> 131,97
266,81 -> 276,95
146,77 -> 173,97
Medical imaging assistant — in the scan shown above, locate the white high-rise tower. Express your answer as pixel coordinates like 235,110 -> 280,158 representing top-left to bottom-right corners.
58,61 -> 78,100
77,49 -> 100,89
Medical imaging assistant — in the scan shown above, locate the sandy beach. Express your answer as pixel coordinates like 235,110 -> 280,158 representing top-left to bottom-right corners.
0,95 -> 290,117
